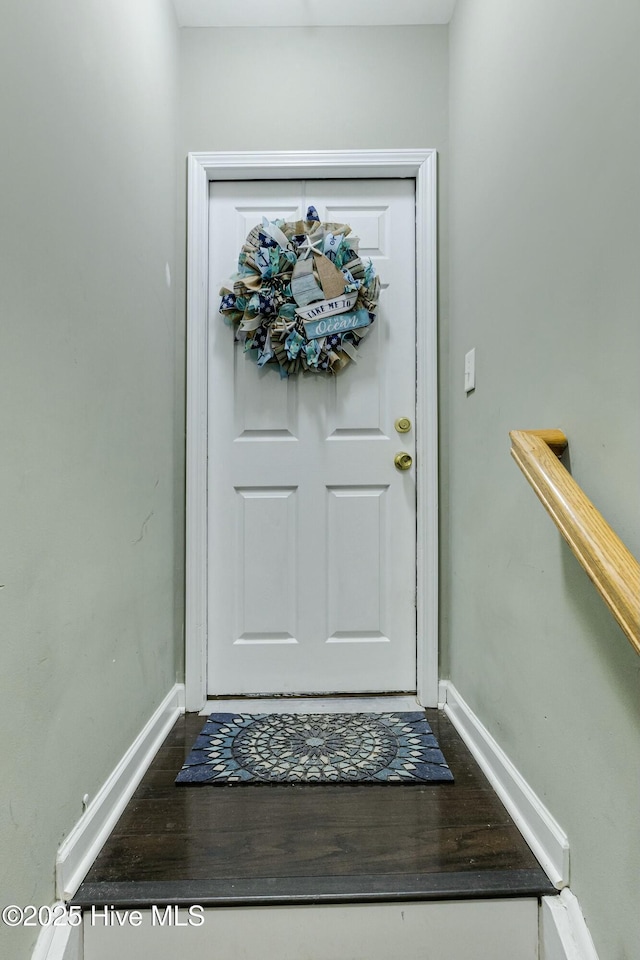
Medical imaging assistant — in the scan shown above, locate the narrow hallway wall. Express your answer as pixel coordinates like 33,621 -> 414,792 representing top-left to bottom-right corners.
0,2 -> 180,955
447,2 -> 640,957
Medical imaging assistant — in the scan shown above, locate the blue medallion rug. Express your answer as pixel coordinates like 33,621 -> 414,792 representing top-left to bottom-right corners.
175,712 -> 454,785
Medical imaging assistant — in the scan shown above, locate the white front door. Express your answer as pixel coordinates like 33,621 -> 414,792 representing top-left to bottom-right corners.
207,179 -> 417,696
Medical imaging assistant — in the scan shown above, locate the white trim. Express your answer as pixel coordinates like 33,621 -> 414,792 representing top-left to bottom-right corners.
185,149 -> 439,711
540,891 -> 600,960
56,684 -> 185,900
439,680 -> 569,889
414,150 -> 439,710
185,152 -> 210,713
31,915 -> 82,960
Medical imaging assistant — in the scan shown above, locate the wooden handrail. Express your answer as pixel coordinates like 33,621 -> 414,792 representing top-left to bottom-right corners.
510,429 -> 640,655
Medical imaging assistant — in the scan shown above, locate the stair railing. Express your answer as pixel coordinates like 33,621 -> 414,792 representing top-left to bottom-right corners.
509,429 -> 640,655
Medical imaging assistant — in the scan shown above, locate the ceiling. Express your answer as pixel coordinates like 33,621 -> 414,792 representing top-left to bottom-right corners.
173,0 -> 456,28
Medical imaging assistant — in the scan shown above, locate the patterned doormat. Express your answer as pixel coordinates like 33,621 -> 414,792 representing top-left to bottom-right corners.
175,712 -> 454,785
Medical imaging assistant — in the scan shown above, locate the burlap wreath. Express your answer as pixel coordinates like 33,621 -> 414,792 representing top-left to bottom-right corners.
219,206 -> 380,377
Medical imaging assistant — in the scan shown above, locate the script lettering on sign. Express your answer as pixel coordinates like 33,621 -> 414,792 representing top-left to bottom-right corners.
303,309 -> 371,341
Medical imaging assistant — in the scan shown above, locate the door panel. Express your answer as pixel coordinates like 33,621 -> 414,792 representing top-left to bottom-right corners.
207,180 -> 416,695
326,484 -> 390,641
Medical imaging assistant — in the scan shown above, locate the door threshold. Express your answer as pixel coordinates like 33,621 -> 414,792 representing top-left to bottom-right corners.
199,695 -> 422,716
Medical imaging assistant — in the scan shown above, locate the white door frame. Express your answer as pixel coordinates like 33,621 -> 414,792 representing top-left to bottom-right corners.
185,149 -> 438,711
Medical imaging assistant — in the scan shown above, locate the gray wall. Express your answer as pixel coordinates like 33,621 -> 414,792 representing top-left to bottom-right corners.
176,31 -> 450,660
0,2 -> 180,955
179,26 -> 448,156
178,24 -> 448,311
447,2 -> 640,958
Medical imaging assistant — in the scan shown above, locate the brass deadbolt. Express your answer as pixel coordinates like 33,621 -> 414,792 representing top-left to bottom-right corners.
395,417 -> 412,434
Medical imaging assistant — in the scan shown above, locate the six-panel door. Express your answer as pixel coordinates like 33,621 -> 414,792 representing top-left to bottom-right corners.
207,180 -> 416,695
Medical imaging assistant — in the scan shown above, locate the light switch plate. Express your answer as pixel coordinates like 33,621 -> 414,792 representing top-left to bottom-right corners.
464,348 -> 476,393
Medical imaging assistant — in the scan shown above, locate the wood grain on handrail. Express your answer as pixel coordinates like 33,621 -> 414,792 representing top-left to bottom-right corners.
510,430 -> 640,655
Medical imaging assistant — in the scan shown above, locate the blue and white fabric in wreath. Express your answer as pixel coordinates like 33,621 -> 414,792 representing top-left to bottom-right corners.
219,206 -> 380,377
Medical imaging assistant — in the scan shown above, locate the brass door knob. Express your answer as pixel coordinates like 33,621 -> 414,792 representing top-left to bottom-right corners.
394,452 -> 413,471
395,417 -> 412,434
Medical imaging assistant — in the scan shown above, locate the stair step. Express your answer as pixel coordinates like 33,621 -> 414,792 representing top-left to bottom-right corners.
75,867 -> 553,909
73,707 -> 556,960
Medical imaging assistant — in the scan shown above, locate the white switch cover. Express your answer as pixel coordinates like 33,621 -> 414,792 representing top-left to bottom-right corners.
464,348 -> 476,393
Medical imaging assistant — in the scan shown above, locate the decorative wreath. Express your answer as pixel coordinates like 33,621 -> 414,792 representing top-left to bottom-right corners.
219,206 -> 380,377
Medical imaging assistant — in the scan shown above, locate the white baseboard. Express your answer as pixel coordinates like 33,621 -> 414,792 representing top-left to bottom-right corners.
540,891 -> 600,960
31,911 -> 82,960
56,683 -> 185,900
439,680 -> 569,889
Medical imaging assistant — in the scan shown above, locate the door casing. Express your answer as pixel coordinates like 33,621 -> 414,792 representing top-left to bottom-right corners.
185,149 -> 438,711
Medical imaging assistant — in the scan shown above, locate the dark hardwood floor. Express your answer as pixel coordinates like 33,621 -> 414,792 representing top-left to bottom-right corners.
73,709 -> 556,908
